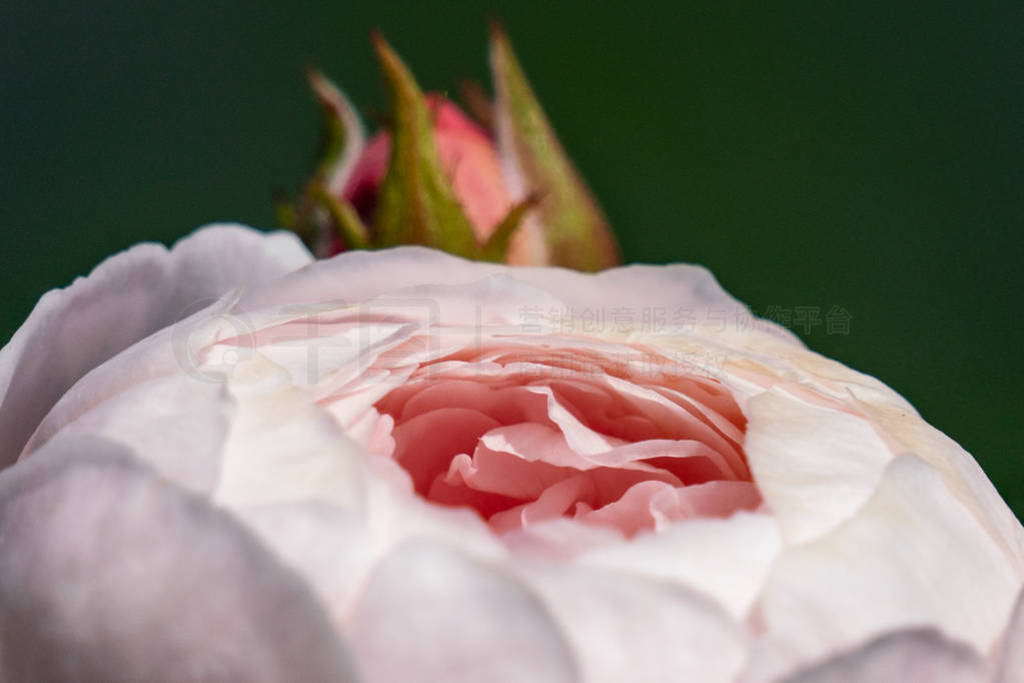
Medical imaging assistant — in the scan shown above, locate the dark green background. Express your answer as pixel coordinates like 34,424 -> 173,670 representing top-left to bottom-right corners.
3,2 -> 1022,514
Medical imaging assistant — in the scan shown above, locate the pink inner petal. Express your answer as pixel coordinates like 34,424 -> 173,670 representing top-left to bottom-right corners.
578,480 -> 763,536
389,408 -> 499,493
372,345 -> 757,538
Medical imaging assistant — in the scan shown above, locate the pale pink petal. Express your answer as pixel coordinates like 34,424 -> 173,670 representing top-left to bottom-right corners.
390,407 -> 500,492
16,297 -> 244,464
758,455 -> 1020,667
481,422 -> 622,469
239,501 -> 374,624
24,373 -> 233,494
386,378 -> 550,425
489,475 -> 593,533
545,378 -> 660,441
234,474 -> 510,629
441,444 -> 574,499
524,566 -> 748,683
671,479 -> 764,517
349,541 -> 577,683
743,386 -> 895,544
366,409 -> 398,458
235,245 -> 789,340
595,375 -> 748,477
0,434 -> 355,681
212,356 -> 368,510
579,480 -> 761,536
585,439 -> 734,479
578,512 -> 782,618
526,384 -> 623,454
502,517 -> 628,558
0,225 -> 311,468
994,588 -> 1024,683
218,318 -> 411,388
576,480 -> 673,536
653,381 -> 747,444
226,246 -> 493,311
443,436 -> 733,504
777,629 -> 988,683
858,395 -> 1024,576
389,275 -> 571,330
426,471 -> 526,519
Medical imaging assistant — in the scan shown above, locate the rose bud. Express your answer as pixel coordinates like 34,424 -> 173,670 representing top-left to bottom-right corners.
338,94 -> 522,256
279,28 -> 620,271
2,226 -> 1022,681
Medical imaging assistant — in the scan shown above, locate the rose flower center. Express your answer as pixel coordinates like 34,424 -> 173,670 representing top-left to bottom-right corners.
375,345 -> 760,537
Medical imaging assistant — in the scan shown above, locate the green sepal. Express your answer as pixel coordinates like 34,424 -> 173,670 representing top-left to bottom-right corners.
307,68 -> 366,196
489,22 -> 621,271
311,184 -> 370,249
371,33 -> 482,258
278,71 -> 367,257
481,195 -> 538,262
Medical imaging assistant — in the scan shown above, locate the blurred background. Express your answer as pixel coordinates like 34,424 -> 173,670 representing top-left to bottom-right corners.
2,1 -> 1022,514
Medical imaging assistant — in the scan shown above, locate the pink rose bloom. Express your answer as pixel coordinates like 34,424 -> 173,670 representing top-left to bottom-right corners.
1,226 -> 1022,681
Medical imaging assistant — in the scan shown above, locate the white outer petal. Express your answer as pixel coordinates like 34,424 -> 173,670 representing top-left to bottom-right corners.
208,353 -> 505,626
349,541 -> 579,683
775,629 -> 988,683
993,588 -> 1024,683
212,355 -> 367,510
22,372 -> 234,494
756,454 -> 1021,669
523,564 -> 748,683
743,387 -> 894,545
0,224 -> 311,468
575,512 -> 782,619
859,397 -> 1024,577
237,245 -> 798,341
0,433 -> 356,682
